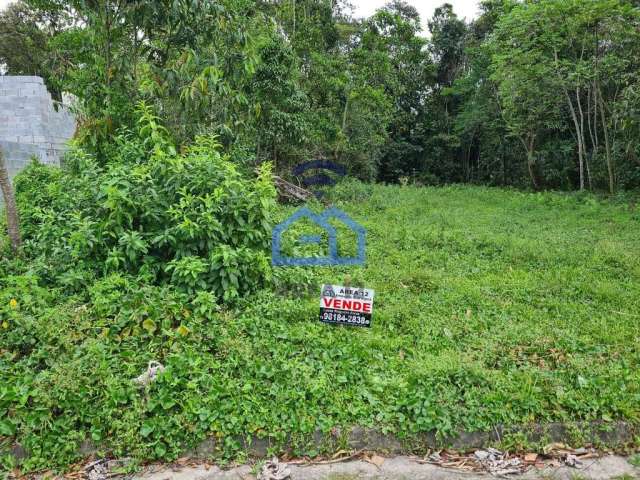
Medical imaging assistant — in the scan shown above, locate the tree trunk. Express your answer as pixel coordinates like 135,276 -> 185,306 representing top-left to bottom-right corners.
291,0 -> 296,38
597,85 -> 614,195
0,148 -> 22,254
576,87 -> 588,190
334,92 -> 350,163
566,87 -> 585,190
554,49 -> 585,190
465,136 -> 473,182
501,146 -> 506,186
522,133 -> 539,190
586,85 -> 596,190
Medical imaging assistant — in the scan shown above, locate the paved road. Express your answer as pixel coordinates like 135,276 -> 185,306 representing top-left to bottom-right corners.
132,455 -> 639,480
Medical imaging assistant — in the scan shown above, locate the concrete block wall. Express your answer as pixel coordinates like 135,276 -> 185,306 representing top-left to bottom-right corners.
0,75 -> 76,181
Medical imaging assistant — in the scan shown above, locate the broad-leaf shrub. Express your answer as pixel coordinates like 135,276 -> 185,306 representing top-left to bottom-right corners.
14,108 -> 276,301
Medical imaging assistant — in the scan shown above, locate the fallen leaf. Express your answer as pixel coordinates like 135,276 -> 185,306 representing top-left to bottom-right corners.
176,324 -> 190,336
366,455 -> 385,467
331,449 -> 349,459
543,442 -> 569,455
577,452 -> 599,460
524,453 -> 538,462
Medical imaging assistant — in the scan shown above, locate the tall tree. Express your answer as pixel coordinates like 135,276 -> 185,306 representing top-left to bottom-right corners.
413,3 -> 468,184
248,36 -> 310,170
362,1 -> 434,181
488,4 -> 564,189
428,3 -> 466,89
0,0 -> 71,101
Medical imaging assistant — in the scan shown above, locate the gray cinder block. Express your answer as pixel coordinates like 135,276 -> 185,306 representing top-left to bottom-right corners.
0,75 -> 76,179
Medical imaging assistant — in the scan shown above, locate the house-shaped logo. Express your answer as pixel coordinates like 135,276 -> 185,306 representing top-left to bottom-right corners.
272,207 -> 366,266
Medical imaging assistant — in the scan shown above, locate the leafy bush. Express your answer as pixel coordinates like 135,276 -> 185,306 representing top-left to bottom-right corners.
14,104 -> 276,301
0,272 -> 202,471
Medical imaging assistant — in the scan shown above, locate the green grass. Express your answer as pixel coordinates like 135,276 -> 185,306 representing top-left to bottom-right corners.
263,184 -> 640,432
2,184 -> 640,471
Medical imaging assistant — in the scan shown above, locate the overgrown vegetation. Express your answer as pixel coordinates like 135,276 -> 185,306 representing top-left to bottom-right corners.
1,0 -> 640,474
14,103 -> 276,301
1,0 -> 639,190
2,182 -> 640,471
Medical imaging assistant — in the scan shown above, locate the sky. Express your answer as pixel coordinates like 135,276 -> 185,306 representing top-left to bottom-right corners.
352,0 -> 480,31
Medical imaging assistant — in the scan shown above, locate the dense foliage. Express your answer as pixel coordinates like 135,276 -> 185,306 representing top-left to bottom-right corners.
14,103 -> 276,301
1,0 -> 640,473
2,185 -> 640,471
2,0 -> 639,190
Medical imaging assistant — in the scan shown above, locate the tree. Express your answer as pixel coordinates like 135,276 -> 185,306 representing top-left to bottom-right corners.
489,0 -> 640,192
428,3 -> 467,89
361,1 -> 434,182
0,0 -> 69,101
410,3 -> 468,184
448,0 -> 521,186
0,2 -> 48,75
248,36 -> 310,170
488,4 -> 566,189
13,0 -> 639,191
22,0 -> 264,156
0,148 -> 21,254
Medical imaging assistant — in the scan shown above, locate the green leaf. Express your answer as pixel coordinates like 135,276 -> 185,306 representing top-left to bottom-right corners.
155,442 -> 167,457
142,319 -> 157,333
140,422 -> 155,437
0,419 -> 16,436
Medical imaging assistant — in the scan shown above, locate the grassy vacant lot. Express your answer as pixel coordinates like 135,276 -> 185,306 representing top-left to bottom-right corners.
266,184 -> 640,436
2,184 -> 640,470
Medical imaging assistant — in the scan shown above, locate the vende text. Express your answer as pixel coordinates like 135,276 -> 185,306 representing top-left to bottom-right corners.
322,297 -> 372,313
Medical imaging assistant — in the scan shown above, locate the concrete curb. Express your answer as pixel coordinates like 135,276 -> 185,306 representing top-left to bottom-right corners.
9,420 -> 637,463
191,421 -> 637,458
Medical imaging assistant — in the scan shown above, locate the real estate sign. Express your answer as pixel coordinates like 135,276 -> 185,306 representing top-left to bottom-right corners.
319,284 -> 374,327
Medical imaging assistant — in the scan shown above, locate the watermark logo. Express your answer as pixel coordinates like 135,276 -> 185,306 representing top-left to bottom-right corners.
292,159 -> 346,198
272,207 -> 365,266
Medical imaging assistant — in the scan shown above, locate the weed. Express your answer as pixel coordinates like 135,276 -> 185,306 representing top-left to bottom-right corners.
1,184 -> 639,471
